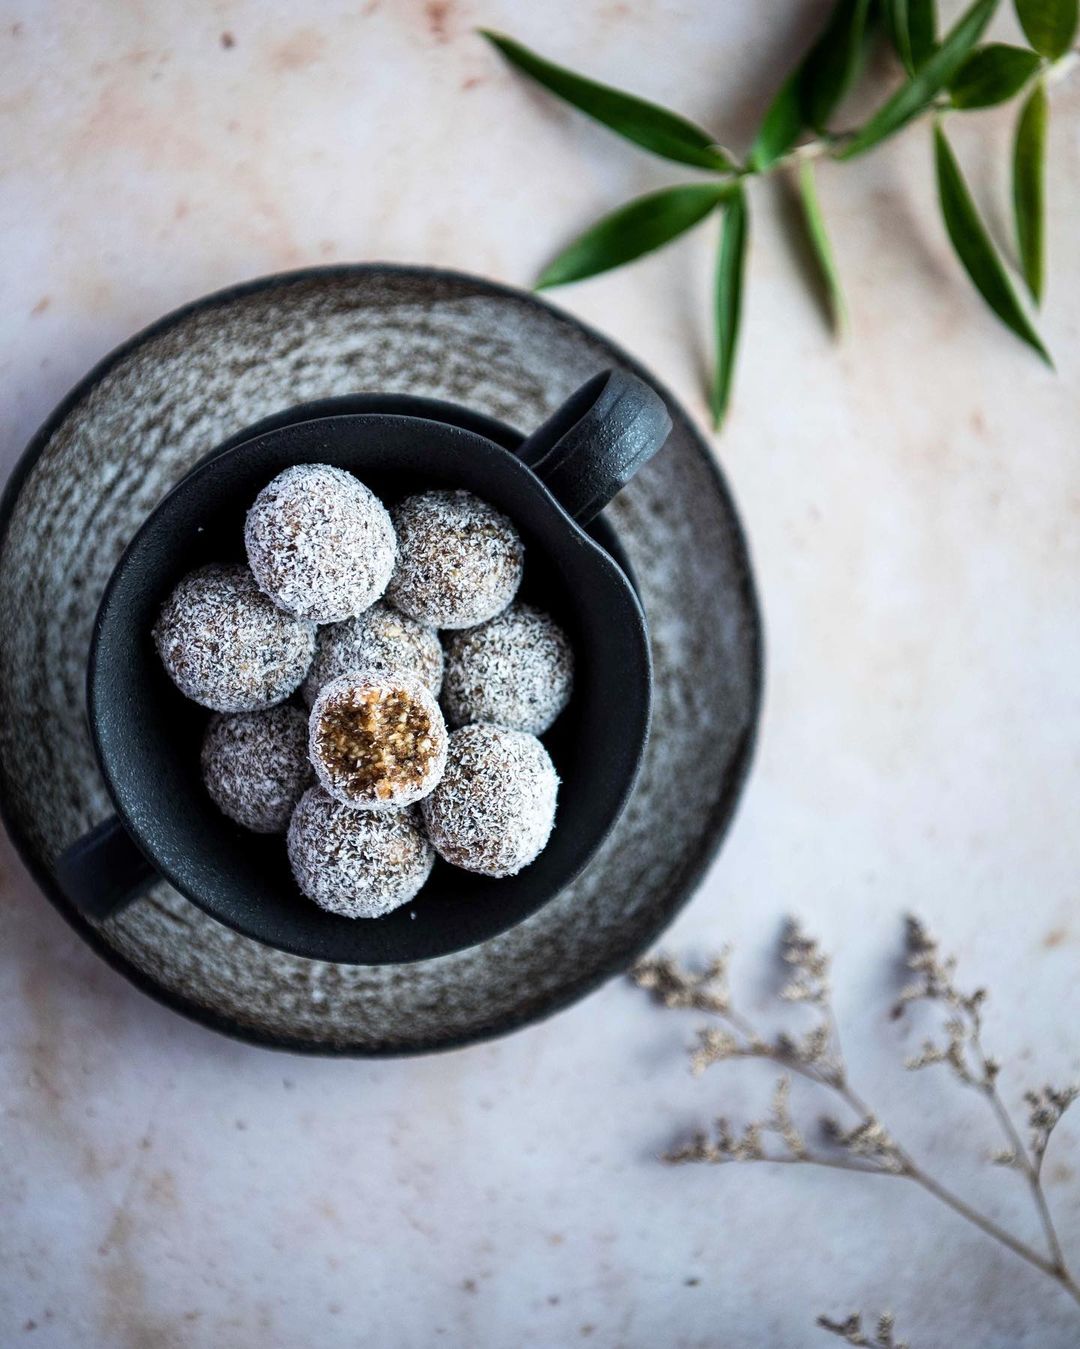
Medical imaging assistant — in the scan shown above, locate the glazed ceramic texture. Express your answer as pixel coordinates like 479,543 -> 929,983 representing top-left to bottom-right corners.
0,266 -> 761,1054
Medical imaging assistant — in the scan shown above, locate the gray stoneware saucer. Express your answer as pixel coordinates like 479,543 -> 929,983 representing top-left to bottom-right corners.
0,264 -> 762,1056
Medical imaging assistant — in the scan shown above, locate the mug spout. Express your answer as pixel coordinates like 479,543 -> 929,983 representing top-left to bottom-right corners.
516,370 -> 672,525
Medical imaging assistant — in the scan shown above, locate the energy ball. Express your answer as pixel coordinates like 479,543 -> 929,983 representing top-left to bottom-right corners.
420,723 -> 558,878
244,464 -> 396,623
201,705 -> 314,834
153,563 -> 316,712
287,786 -> 434,918
301,602 -> 444,708
386,489 -> 524,629
442,603 -> 574,735
309,671 -> 447,810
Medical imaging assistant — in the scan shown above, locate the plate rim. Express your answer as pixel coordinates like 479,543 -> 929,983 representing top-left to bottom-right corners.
0,261 -> 764,1057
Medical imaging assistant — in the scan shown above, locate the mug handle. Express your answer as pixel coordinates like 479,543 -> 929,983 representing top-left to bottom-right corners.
516,370 -> 672,525
54,815 -> 158,920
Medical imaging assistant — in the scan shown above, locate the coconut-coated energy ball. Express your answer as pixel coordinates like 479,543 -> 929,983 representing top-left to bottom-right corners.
386,490 -> 524,629
153,563 -> 316,712
201,705 -> 314,834
308,671 -> 448,811
301,602 -> 444,708
244,464 -> 396,623
420,723 -> 558,878
287,787 -> 435,918
442,603 -> 574,735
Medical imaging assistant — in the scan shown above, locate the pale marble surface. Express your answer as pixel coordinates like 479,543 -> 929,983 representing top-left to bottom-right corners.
2,1 -> 1079,1345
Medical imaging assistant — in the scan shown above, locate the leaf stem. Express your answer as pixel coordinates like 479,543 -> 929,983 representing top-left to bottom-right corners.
493,25 -> 1080,425
754,54 -> 1076,181
1047,50 -> 1079,84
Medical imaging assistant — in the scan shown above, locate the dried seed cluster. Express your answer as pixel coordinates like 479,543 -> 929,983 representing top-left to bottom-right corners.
153,469 -> 573,919
634,918 -> 1080,1318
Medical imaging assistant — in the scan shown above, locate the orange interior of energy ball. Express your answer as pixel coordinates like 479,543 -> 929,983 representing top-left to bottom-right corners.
313,685 -> 440,803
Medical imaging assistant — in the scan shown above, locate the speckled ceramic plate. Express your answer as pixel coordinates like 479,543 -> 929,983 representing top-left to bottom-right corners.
0,265 -> 762,1055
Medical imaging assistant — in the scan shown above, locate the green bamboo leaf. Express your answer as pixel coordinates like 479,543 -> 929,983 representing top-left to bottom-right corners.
796,160 -> 849,335
1014,0 -> 1079,58
886,0 -> 917,70
950,44 -> 1042,106
712,188 -> 748,428
909,0 -> 939,65
536,183 -> 735,289
885,0 -> 938,70
802,0 -> 874,130
480,31 -> 734,171
1013,80 -> 1048,303
749,0 -> 874,168
749,72 -> 803,170
934,123 -> 1050,362
837,0 -> 998,159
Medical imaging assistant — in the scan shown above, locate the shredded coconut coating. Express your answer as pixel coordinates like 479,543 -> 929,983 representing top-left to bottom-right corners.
386,489 -> 524,629
244,464 -> 397,623
309,670 -> 448,810
153,563 -> 316,712
442,603 -> 574,735
302,602 -> 444,708
201,706 -> 314,834
287,787 -> 434,918
420,724 -> 559,878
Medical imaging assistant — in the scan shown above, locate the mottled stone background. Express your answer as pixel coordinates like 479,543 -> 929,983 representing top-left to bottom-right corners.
1,1 -> 1078,1346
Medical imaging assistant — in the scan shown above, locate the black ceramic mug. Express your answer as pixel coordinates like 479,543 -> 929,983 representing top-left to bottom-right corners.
57,370 -> 669,965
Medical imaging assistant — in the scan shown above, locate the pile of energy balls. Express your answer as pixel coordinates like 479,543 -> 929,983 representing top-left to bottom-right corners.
152,465 -> 574,918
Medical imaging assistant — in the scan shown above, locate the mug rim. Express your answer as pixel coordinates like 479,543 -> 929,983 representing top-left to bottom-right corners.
86,407 -> 652,963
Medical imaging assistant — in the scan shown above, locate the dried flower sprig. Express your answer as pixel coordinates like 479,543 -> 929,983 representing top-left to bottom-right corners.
483,0 -> 1080,425
817,1308 -> 909,1347
633,917 -> 1080,1318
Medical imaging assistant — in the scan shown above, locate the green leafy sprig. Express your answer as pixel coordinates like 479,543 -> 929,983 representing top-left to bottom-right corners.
482,0 -> 1078,427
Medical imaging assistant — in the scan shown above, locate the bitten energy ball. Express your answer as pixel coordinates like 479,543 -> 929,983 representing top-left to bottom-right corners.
309,671 -> 448,810
244,464 -> 396,623
386,490 -> 524,629
153,563 -> 316,712
301,602 -> 444,708
287,787 -> 434,918
420,723 -> 558,878
442,603 -> 574,735
201,705 -> 314,834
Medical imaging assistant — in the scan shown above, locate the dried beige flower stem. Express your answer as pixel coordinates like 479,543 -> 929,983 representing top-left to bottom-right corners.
817,1308 -> 908,1348
634,919 -> 1080,1310
976,1030 -> 1066,1271
897,916 -> 1074,1283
